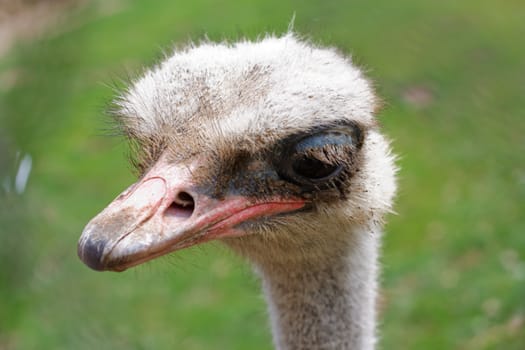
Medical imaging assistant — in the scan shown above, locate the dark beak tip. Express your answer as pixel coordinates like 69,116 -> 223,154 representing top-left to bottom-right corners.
78,238 -> 107,271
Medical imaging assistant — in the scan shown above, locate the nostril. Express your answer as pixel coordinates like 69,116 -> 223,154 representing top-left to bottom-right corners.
175,191 -> 194,208
165,191 -> 195,219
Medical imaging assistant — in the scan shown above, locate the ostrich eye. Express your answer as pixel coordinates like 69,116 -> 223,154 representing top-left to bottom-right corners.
292,155 -> 341,180
278,126 -> 362,186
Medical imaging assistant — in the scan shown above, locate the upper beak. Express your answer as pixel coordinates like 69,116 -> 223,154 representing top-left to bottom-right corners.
77,156 -> 305,272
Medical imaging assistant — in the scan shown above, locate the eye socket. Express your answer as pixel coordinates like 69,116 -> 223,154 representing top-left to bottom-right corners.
278,126 -> 362,186
291,155 -> 342,180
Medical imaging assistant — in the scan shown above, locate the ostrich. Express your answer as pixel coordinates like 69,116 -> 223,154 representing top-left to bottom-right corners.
78,34 -> 397,350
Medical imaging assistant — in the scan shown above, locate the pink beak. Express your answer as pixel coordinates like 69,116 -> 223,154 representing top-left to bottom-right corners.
78,156 -> 305,272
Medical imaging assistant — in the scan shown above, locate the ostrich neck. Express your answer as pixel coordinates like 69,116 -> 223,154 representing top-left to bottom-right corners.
243,225 -> 380,350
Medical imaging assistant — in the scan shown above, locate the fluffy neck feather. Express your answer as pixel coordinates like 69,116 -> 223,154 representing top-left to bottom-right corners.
227,223 -> 380,350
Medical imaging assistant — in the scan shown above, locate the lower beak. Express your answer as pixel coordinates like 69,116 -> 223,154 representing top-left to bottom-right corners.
77,157 -> 305,272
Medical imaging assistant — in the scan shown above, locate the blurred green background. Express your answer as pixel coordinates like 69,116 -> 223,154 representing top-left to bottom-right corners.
0,0 -> 523,349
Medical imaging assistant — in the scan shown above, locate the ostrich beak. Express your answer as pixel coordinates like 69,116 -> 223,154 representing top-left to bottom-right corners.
77,156 -> 305,272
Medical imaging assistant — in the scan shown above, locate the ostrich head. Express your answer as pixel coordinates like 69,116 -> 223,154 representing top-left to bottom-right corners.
78,33 -> 396,277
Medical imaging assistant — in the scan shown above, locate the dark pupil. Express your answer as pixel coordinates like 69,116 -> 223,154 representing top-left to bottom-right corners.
292,155 -> 340,180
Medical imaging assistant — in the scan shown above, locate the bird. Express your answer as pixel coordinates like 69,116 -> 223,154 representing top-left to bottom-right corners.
77,33 -> 397,350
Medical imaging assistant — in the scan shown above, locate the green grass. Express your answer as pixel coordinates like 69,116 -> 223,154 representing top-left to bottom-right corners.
1,0 -> 524,349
